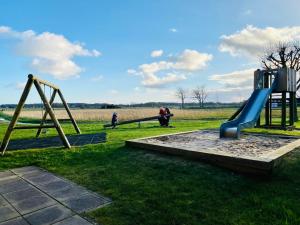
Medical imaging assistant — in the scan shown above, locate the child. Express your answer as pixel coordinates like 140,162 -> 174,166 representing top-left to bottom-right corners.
158,107 -> 167,126
165,107 -> 171,127
111,112 -> 118,128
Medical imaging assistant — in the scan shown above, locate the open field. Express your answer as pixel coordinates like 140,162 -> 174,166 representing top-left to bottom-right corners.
1,118 -> 300,225
2,108 -> 236,121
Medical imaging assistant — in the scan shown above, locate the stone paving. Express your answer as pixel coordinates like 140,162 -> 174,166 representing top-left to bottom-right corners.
0,166 -> 111,225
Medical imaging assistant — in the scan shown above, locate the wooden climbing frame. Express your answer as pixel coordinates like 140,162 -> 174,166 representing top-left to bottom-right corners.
0,74 -> 81,155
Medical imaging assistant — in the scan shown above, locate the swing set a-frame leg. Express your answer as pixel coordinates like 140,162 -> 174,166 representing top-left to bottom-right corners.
34,80 -> 71,149
0,76 -> 34,155
57,89 -> 81,134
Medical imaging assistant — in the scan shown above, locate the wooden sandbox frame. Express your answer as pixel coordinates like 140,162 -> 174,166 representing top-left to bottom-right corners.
126,130 -> 300,175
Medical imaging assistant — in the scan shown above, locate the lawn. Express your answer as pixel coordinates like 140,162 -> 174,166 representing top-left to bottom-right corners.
1,118 -> 300,225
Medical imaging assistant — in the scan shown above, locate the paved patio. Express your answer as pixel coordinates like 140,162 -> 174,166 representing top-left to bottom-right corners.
0,166 -> 111,225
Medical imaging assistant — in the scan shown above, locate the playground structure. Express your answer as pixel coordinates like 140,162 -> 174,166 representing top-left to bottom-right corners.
104,114 -> 174,128
0,74 -> 81,155
220,68 -> 297,138
127,67 -> 300,175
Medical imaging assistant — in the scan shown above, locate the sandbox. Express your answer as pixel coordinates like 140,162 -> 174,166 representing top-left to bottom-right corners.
126,130 -> 300,175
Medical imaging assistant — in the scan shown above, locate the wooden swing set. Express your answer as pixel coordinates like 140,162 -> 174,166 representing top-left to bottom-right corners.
0,74 -> 81,155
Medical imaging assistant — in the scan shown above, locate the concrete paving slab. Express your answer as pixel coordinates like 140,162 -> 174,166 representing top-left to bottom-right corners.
11,166 -> 42,176
24,204 -> 73,225
50,185 -> 89,201
53,215 -> 93,225
0,179 -> 31,194
39,180 -> 72,194
0,204 -> 20,222
0,166 -> 112,224
0,195 -> 9,207
23,173 -> 61,186
12,194 -> 57,215
62,193 -> 110,213
0,177 -> 20,186
3,186 -> 43,204
0,217 -> 29,225
0,171 -> 16,180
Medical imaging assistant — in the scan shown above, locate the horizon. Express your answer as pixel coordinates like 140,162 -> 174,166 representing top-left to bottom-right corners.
1,0 -> 300,104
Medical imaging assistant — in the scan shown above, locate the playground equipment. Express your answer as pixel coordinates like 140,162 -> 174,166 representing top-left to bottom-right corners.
0,75 -> 81,155
104,114 -> 174,128
220,68 -> 297,138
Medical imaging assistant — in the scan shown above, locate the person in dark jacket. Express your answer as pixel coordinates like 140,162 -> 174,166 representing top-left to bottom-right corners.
158,107 -> 167,126
165,107 -> 171,126
111,112 -> 118,128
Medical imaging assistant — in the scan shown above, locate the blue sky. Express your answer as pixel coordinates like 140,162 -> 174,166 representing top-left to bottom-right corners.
1,0 -> 300,104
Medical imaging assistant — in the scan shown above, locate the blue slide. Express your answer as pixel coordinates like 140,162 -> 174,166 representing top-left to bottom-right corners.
220,81 -> 276,138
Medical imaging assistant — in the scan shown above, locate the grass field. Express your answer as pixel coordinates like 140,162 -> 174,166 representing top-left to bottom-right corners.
2,108 -> 236,122
1,113 -> 300,225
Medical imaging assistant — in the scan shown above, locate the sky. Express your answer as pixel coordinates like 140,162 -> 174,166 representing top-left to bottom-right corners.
1,0 -> 300,104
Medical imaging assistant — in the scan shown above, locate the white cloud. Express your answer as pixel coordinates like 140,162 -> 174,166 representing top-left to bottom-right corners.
131,49 -> 213,88
208,68 -> 256,102
219,25 -> 300,58
127,69 -> 139,76
209,68 -> 255,88
151,50 -> 164,58
169,28 -> 178,33
0,26 -> 101,79
91,75 -> 104,81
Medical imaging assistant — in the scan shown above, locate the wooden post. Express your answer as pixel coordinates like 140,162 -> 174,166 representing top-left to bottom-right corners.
57,89 -> 81,134
269,93 -> 272,126
264,73 -> 270,126
289,92 -> 296,126
34,80 -> 71,149
36,89 -> 57,137
0,75 -> 34,155
282,92 -> 286,129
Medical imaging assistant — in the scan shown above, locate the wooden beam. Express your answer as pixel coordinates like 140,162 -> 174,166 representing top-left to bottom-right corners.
34,80 -> 71,149
36,89 -> 57,138
57,89 -> 81,134
29,74 -> 59,90
0,76 -> 34,155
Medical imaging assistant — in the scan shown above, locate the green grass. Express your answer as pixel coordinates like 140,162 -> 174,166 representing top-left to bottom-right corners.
1,119 -> 300,225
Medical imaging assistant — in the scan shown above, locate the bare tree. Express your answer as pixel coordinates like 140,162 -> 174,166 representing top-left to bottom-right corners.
261,41 -> 300,120
176,87 -> 187,109
261,41 -> 300,71
192,85 -> 207,108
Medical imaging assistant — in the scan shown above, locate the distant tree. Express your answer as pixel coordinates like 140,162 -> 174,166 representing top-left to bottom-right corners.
261,41 -> 300,72
176,87 -> 187,109
192,85 -> 207,108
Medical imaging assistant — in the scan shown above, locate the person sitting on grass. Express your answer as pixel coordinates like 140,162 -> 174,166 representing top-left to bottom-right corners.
111,112 -> 118,129
158,107 -> 167,126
